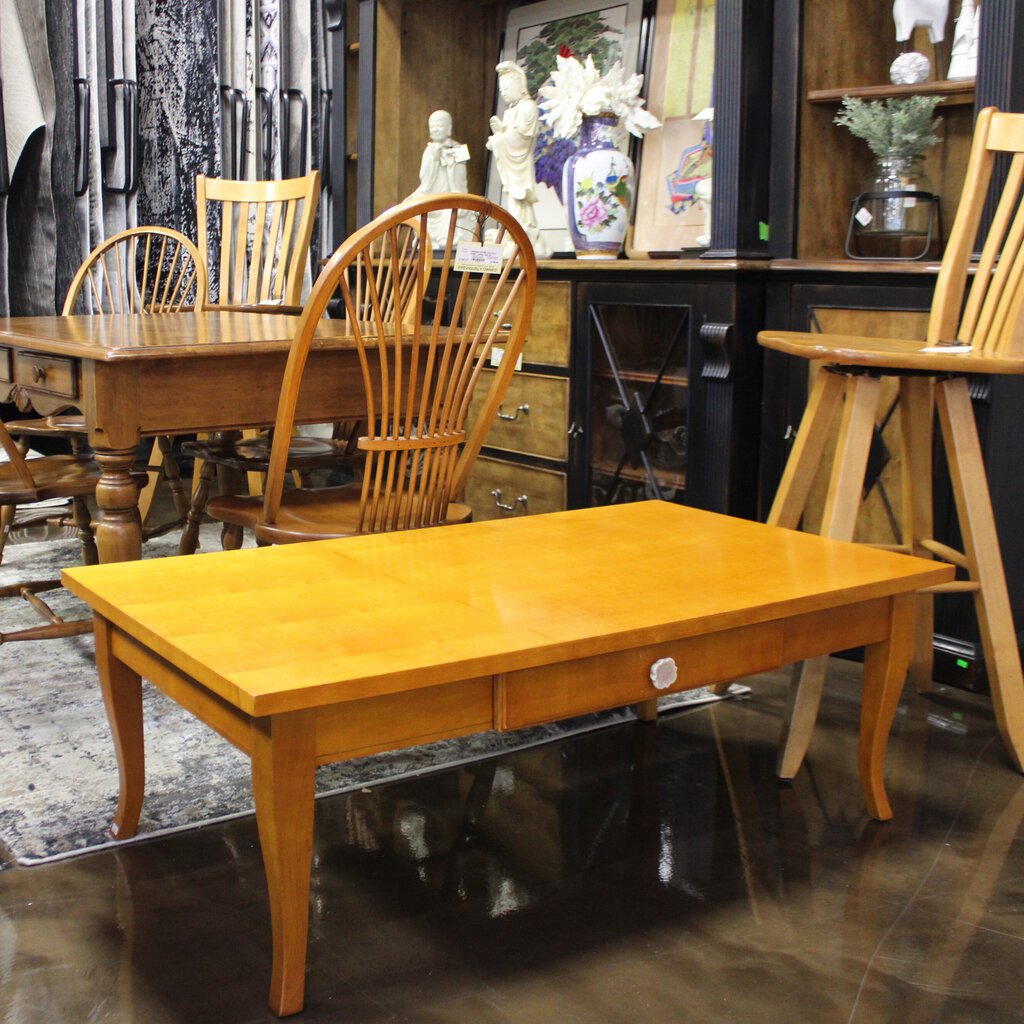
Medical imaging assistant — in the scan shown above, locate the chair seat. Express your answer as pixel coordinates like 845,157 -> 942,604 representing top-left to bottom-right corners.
0,455 -> 100,504
758,330 -> 1024,375
4,414 -> 88,437
182,434 -> 351,473
207,485 -> 473,544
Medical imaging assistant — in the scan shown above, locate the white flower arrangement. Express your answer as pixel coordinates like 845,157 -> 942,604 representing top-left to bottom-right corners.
539,54 -> 661,141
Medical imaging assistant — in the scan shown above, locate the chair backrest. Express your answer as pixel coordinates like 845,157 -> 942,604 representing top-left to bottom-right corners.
928,108 -> 1024,353
62,227 -> 207,315
262,193 -> 537,534
197,171 -> 320,311
340,214 -> 436,328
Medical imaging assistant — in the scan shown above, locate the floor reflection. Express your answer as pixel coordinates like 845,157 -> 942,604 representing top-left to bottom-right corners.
2,662 -> 1024,1023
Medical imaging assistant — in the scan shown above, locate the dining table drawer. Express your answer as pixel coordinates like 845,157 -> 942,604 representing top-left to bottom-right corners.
471,370 -> 569,460
0,347 -> 10,384
464,457 -> 566,520
14,351 -> 78,399
496,621 -> 784,730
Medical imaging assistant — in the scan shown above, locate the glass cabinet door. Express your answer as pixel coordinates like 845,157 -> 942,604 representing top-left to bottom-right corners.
581,295 -> 690,507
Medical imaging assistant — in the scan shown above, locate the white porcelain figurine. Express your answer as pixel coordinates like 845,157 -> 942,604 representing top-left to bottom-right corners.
947,0 -> 978,80
892,0 -> 950,42
405,109 -> 472,248
486,61 -> 550,258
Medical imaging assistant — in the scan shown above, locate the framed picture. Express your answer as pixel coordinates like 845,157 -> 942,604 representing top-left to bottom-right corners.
630,0 -> 716,255
487,0 -> 646,256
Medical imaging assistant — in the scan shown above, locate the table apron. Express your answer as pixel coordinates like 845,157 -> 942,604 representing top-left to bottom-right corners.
1,348 -> 366,449
109,595 -> 895,766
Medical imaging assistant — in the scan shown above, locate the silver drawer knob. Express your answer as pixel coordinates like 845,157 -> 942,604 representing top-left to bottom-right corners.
649,657 -> 678,691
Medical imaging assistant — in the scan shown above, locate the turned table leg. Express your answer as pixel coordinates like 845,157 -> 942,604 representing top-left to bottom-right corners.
94,617 -> 145,839
251,710 -> 317,1017
859,593 -> 915,822
93,448 -> 143,562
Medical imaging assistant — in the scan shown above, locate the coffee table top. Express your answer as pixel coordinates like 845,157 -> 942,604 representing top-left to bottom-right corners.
63,502 -> 952,716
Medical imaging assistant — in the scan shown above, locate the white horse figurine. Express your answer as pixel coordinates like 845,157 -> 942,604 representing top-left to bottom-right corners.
893,0 -> 949,42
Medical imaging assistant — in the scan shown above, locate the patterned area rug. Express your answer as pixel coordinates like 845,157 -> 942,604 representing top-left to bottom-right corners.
0,517 -> 742,866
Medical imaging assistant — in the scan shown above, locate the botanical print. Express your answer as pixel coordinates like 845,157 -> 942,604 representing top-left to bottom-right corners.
632,0 -> 715,253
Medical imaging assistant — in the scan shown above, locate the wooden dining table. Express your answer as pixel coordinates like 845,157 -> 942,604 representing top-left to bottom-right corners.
0,310 -> 363,563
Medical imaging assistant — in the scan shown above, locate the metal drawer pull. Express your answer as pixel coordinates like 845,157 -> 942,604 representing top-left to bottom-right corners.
31,365 -> 47,383
497,403 -> 529,421
649,657 -> 678,690
491,489 -> 528,514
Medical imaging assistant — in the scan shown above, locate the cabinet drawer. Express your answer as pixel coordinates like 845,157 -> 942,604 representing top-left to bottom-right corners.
14,351 -> 78,399
470,279 -> 570,367
0,347 -> 10,383
472,370 -> 569,460
497,621 -> 784,730
464,456 -> 566,520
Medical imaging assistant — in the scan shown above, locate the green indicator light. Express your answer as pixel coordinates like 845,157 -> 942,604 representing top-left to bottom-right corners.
956,658 -> 969,668
953,712 -> 964,721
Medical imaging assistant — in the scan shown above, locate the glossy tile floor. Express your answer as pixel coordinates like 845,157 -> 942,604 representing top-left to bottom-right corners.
2,662 -> 1024,1023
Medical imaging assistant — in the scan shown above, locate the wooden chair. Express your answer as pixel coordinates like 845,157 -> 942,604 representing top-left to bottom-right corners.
759,107 -> 1024,778
196,171 -> 320,311
1,227 -> 207,559
0,417 -> 148,642
178,172 -> 325,553
203,193 -> 536,545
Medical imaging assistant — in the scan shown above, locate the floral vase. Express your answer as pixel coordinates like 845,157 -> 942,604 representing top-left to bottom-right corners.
562,113 -> 635,259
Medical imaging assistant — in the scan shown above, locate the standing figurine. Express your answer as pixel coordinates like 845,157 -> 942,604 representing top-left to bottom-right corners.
405,110 -> 472,248
486,61 -> 550,257
892,0 -> 950,42
947,0 -> 978,80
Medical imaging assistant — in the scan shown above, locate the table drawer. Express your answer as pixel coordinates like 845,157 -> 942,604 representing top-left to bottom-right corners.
471,370 -> 569,460
14,351 -> 78,399
497,621 -> 784,730
0,347 -> 10,383
464,456 -> 566,520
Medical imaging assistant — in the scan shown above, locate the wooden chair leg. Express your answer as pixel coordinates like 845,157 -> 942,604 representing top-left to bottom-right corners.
767,366 -> 846,529
777,658 -> 828,779
158,435 -> 190,519
0,504 -> 15,564
72,495 -> 98,566
936,377 -> 1024,773
899,376 -> 938,693
179,459 -> 217,555
777,372 -> 882,777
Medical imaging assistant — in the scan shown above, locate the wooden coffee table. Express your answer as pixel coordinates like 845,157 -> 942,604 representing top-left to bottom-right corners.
62,501 -> 953,1016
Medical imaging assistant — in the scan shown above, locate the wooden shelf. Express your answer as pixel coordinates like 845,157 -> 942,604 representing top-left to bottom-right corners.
591,462 -> 686,489
593,368 -> 688,387
808,79 -> 975,105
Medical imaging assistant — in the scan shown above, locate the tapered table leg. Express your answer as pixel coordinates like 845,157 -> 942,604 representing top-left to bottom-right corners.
94,617 -> 145,839
251,710 -> 317,1017
860,593 -> 915,821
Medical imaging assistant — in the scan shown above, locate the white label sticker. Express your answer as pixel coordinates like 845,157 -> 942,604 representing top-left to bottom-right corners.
854,206 -> 873,227
489,346 -> 523,370
454,242 -> 504,274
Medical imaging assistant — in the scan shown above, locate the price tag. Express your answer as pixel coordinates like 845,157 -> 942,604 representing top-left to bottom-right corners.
854,206 -> 873,227
454,242 -> 504,274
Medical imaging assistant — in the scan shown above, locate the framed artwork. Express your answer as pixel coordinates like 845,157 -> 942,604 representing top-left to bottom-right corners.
631,0 -> 716,255
487,0 -> 645,256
